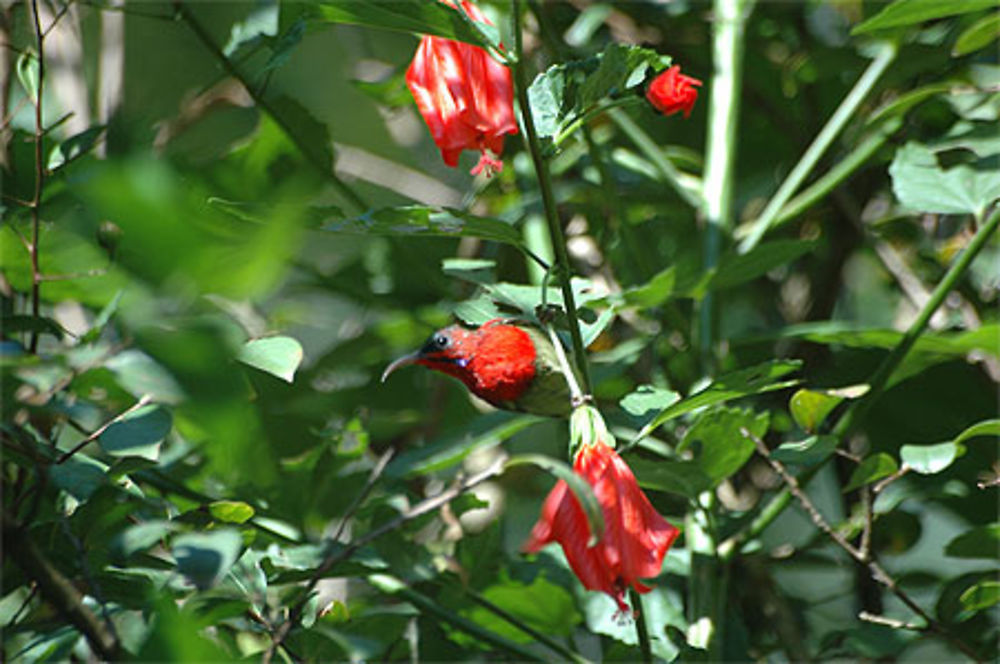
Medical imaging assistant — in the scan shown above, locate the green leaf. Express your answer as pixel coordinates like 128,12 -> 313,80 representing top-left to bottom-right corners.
844,453 -> 898,492
637,359 -> 801,439
900,441 -> 962,475
853,0 -> 998,35
387,413 -> 540,479
323,206 -> 525,249
172,529 -> 244,589
789,385 -> 866,432
868,83 -> 955,125
953,12 -> 1000,55
889,141 -> 1000,216
16,49 -> 39,102
629,457 -> 714,499
49,454 -> 109,501
112,520 -> 178,560
755,322 -> 1000,358
453,292 -> 503,326
99,404 -> 172,460
945,524 -> 1000,559
507,453 -> 604,547
950,418 -> 1000,445
696,239 -> 818,297
620,266 -> 676,308
312,0 -> 500,50
527,43 -> 670,139
678,406 -> 769,486
583,586 -> 686,662
442,257 -> 497,285
238,336 -> 304,383
771,435 -> 839,466
209,500 -> 256,524
47,125 -> 107,171
620,385 -> 680,419
465,576 -> 581,644
959,580 -> 1000,613
1,315 -> 66,339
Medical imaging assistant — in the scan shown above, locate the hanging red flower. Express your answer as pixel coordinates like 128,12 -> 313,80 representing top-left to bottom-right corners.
405,1 -> 518,176
646,65 -> 702,119
524,439 -> 680,614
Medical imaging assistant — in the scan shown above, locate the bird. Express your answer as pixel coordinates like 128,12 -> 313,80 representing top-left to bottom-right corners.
381,319 -> 575,417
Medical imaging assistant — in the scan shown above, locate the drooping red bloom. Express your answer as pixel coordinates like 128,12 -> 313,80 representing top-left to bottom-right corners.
646,65 -> 702,119
524,440 -> 680,614
405,1 -> 518,176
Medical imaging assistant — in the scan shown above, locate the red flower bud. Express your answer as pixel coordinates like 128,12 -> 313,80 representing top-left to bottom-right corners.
646,65 -> 702,119
524,440 -> 680,614
405,1 -> 518,176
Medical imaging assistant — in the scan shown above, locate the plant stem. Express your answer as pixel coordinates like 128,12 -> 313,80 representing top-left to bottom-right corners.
739,41 -> 897,253
551,96 -> 643,150
630,589 -> 653,664
511,0 -> 592,396
721,206 -> 1000,558
174,1 -> 368,213
698,0 -> 754,371
28,0 -> 45,354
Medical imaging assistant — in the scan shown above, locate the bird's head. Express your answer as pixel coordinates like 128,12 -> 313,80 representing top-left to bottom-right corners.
381,324 -> 477,385
381,320 -> 541,407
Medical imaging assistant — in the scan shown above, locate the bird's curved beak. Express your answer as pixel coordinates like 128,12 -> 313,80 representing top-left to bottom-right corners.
381,351 -> 421,383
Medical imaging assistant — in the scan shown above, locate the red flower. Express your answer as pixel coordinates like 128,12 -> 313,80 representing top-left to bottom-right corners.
405,1 -> 518,176
524,440 -> 680,614
646,65 -> 702,119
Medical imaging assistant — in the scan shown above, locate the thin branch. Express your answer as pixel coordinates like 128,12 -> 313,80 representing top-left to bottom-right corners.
56,394 -> 152,464
745,428 -> 983,662
858,611 -> 926,632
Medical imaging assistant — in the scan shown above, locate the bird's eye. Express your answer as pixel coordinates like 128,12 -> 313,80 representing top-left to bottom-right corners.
433,334 -> 450,349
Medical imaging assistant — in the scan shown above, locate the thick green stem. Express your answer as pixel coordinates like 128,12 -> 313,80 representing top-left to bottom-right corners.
630,589 -> 653,664
511,0 -> 592,395
174,1 -> 368,213
739,41 -> 897,252
698,0 -> 754,370
722,206 -> 1000,557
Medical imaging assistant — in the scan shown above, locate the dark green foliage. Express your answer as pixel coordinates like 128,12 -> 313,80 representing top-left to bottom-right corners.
1,0 -> 997,662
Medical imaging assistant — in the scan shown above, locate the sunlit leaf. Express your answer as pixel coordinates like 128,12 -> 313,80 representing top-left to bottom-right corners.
953,12 -> 1000,56
238,336 -> 304,383
771,435 -> 839,466
99,404 -> 172,460
209,500 -> 256,524
900,441 -> 962,475
853,0 -> 997,34
889,141 -> 1000,216
959,580 -> 1000,613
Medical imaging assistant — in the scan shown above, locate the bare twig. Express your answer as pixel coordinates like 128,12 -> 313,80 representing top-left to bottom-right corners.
744,428 -> 983,662
858,611 -> 926,632
55,394 -> 152,464
872,465 -> 910,494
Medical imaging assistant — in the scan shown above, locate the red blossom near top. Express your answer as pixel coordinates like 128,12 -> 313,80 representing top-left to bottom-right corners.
646,65 -> 702,119
524,439 -> 680,614
405,1 -> 518,176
